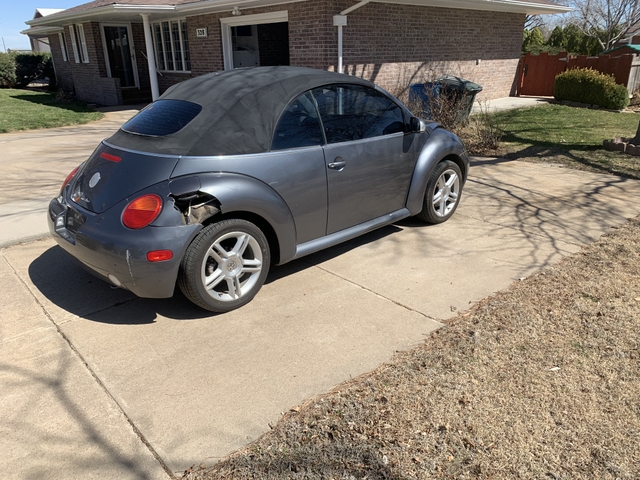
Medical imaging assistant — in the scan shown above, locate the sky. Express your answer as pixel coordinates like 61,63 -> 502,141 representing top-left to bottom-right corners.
0,0 -> 79,51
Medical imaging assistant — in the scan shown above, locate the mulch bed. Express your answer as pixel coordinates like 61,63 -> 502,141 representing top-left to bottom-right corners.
183,216 -> 640,480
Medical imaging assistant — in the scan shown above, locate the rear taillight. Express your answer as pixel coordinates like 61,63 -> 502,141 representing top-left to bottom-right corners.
147,250 -> 173,262
61,166 -> 80,190
122,194 -> 162,229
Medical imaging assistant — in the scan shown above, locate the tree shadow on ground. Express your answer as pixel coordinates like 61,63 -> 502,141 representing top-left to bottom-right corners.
11,93 -> 98,114
499,132 -> 640,181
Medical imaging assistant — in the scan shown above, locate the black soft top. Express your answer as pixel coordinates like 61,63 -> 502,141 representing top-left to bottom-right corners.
107,66 -> 375,157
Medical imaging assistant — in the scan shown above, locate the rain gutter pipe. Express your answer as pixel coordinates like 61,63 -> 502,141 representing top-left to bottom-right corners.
334,0 -> 371,74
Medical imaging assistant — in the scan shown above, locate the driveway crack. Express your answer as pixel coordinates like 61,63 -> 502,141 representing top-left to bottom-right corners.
2,252 -> 176,480
306,260 -> 444,325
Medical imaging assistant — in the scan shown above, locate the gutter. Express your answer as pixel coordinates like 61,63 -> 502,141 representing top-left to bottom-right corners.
334,0 -> 371,74
26,4 -> 175,27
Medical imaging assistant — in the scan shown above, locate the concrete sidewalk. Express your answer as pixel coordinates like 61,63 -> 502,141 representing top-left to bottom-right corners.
471,95 -> 551,114
3,155 -> 640,478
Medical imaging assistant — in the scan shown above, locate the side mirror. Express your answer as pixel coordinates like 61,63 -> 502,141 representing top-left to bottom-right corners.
409,116 -> 426,133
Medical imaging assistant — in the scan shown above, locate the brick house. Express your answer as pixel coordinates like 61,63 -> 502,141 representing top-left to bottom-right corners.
23,0 -> 568,106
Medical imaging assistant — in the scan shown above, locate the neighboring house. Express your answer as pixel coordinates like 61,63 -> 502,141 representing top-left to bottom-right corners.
620,19 -> 640,46
603,20 -> 640,55
26,8 -> 65,52
22,0 -> 568,106
602,45 -> 640,55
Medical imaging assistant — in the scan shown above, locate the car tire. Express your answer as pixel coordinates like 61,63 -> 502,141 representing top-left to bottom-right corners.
417,160 -> 463,224
178,219 -> 270,313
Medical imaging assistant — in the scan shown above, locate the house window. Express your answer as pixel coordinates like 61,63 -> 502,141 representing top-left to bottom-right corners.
68,24 -> 89,63
152,20 -> 190,72
58,32 -> 68,62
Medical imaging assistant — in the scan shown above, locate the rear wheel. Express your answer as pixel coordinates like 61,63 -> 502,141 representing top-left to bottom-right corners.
178,219 -> 270,312
417,160 -> 463,224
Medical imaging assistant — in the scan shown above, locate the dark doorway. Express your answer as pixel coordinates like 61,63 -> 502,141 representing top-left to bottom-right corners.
103,26 -> 136,88
231,22 -> 289,68
258,22 -> 290,66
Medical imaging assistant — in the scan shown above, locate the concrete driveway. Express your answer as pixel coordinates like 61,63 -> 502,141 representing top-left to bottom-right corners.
0,107 -> 142,247
3,109 -> 640,479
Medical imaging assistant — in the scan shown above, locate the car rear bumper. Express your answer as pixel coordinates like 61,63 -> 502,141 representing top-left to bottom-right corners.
48,196 -> 201,299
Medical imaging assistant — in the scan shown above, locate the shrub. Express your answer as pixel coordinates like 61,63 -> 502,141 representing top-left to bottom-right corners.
465,101 -> 505,153
554,68 -> 629,110
0,52 -> 16,87
404,83 -> 505,155
14,52 -> 52,87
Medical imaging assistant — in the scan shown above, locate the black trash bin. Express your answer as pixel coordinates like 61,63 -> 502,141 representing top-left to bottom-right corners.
409,76 -> 483,124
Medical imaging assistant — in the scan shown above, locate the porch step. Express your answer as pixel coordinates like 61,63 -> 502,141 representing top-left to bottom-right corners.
122,88 -> 152,105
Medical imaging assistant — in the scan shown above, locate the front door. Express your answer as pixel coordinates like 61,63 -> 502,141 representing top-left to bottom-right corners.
311,85 -> 415,235
103,25 -> 138,88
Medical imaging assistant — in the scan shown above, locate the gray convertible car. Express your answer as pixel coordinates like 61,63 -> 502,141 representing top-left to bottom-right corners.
49,66 -> 469,312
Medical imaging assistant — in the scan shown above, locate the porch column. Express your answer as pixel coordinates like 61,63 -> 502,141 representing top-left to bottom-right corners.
141,13 -> 160,101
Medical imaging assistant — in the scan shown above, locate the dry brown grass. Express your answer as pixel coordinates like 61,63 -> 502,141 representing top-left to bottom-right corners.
182,214 -> 640,478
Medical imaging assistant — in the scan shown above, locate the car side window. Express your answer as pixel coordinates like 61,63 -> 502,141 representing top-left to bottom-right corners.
271,92 -> 324,151
311,85 -> 405,144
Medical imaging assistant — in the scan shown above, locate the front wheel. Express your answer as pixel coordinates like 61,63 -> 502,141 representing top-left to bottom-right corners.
417,160 -> 463,224
178,219 -> 270,312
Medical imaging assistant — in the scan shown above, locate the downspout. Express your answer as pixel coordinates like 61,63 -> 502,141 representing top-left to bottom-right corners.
333,0 -> 371,74
140,13 -> 160,101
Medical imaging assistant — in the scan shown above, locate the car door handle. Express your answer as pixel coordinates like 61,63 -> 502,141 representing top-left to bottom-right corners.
328,160 -> 347,170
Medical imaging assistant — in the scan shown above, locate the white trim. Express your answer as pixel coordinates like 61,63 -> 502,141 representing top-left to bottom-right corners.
178,0 -> 302,14
20,25 -> 63,35
152,22 -> 168,71
372,0 -> 570,13
220,10 -> 288,70
100,23 -> 141,88
151,18 -> 191,73
141,13 -> 160,101
179,19 -> 188,72
69,24 -> 80,63
26,0 -> 569,27
58,32 -> 68,61
77,24 -> 90,63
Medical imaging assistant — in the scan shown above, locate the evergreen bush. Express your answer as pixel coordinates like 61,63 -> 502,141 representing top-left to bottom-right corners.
0,52 -> 16,87
14,52 -> 52,87
554,68 -> 629,110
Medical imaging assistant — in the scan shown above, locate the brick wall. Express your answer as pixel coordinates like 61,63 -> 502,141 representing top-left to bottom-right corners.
331,3 -> 524,100
48,22 -> 121,105
48,32 -> 74,91
48,2 -> 524,103
131,23 -> 151,90
288,0 -> 335,70
71,22 -> 123,105
180,1 -> 522,100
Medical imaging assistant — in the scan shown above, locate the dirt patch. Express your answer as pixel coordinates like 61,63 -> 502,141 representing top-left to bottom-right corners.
182,213 -> 640,478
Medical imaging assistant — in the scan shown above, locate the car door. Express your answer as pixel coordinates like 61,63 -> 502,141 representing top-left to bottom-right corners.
312,85 -> 416,235
268,91 -> 328,244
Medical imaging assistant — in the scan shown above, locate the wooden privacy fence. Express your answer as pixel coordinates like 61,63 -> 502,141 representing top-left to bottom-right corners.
516,52 -> 640,97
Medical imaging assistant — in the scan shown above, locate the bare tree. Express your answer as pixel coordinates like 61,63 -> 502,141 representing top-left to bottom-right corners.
525,14 -> 545,31
569,0 -> 640,51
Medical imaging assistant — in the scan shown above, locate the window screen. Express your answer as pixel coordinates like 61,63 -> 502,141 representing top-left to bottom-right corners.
271,93 -> 324,150
312,85 -> 405,144
121,100 -> 202,137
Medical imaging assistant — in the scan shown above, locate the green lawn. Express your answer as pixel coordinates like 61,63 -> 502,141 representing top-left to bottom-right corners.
493,103 -> 640,179
0,88 -> 103,133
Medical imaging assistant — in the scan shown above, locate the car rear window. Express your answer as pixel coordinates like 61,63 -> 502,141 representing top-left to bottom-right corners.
121,99 -> 202,137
